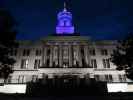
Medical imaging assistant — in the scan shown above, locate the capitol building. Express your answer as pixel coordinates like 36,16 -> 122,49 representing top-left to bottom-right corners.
2,3 -> 132,93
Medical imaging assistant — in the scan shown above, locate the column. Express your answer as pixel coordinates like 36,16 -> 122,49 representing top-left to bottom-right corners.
42,45 -> 47,67
41,46 -> 44,67
75,46 -> 79,67
69,45 -> 72,67
81,45 -> 87,67
49,46 -> 53,67
59,45 -> 63,67
78,46 -> 82,67
87,46 -> 91,67
57,45 -> 59,67
84,45 -> 89,66
77,45 -> 81,67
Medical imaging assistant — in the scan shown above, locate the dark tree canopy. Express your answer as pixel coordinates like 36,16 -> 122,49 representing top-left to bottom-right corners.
0,9 -> 18,80
111,33 -> 133,80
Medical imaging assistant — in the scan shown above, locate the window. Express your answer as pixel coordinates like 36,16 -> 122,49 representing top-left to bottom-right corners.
18,75 -> 25,83
36,49 -> 41,56
90,59 -> 97,68
46,59 -> 50,67
89,49 -> 95,56
47,49 -> 50,56
103,59 -> 110,68
23,49 -> 30,56
21,59 -> 28,69
10,49 -> 17,56
105,74 -> 113,82
34,59 -> 41,69
101,49 -> 108,55
119,75 -> 126,82
80,47 -> 84,57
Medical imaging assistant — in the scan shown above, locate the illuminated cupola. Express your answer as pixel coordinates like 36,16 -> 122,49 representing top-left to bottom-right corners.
56,2 -> 74,34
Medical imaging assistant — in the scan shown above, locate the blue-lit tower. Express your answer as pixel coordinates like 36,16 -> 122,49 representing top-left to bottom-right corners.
56,2 -> 74,34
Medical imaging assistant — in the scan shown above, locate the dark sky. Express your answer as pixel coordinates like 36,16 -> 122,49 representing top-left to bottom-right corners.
0,0 -> 132,40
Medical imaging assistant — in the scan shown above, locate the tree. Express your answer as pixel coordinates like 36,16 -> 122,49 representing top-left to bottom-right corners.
111,33 -> 133,80
0,9 -> 18,83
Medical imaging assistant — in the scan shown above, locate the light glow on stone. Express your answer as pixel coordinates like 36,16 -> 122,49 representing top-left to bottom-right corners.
127,84 -> 133,92
107,83 -> 127,92
0,84 -> 26,93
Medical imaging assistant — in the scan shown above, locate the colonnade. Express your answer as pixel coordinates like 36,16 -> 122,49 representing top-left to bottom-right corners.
42,44 -> 90,68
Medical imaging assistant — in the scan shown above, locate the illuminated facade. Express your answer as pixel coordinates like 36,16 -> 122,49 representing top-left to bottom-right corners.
0,3 -> 131,88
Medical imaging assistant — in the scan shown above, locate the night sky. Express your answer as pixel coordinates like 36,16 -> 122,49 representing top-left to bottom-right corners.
0,0 -> 132,40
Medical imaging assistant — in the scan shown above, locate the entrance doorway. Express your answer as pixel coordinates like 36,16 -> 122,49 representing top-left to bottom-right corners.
53,75 -> 79,88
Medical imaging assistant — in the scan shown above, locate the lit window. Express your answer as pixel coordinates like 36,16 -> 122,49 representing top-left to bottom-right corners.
21,59 -> 28,69
103,59 -> 110,68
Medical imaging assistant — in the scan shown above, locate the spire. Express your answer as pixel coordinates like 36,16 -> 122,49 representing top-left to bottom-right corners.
63,2 -> 67,11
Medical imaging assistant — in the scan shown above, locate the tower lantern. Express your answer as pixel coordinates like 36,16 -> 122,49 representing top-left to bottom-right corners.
56,2 -> 74,34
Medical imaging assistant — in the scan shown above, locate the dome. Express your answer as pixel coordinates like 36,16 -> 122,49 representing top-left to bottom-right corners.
57,10 -> 72,20
56,2 -> 74,34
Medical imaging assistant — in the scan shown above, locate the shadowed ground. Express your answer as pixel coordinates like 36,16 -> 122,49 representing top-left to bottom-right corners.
26,78 -> 107,96
0,79 -> 132,100
0,93 -> 133,100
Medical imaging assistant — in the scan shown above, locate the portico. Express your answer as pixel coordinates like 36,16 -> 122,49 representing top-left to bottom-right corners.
41,36 -> 91,68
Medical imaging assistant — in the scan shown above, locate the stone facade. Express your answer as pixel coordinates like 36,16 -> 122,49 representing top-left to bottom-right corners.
3,3 -> 131,85
7,36 -> 129,84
